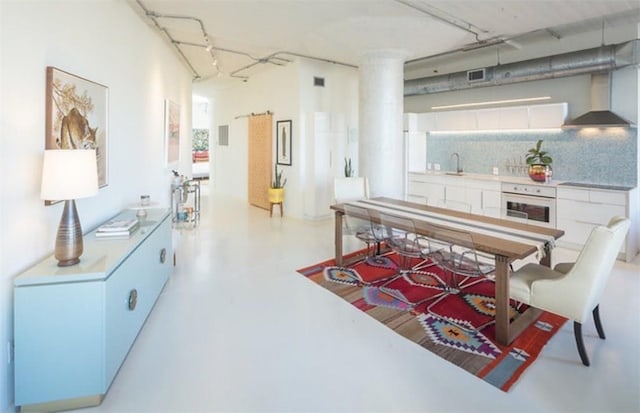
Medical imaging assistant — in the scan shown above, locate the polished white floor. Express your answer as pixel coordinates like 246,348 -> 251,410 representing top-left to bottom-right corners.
78,181 -> 640,413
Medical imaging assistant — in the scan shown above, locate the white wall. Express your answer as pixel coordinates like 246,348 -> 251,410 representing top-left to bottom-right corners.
0,1 -> 192,410
195,59 -> 358,219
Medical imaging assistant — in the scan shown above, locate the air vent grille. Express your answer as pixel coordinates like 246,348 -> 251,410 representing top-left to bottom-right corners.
314,77 -> 325,87
467,68 -> 486,82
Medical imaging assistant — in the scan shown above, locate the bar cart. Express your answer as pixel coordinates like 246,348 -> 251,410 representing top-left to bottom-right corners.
171,178 -> 200,228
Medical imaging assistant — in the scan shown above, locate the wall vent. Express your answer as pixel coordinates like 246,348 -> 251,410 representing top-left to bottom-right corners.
218,125 -> 229,146
314,76 -> 325,87
467,68 -> 486,82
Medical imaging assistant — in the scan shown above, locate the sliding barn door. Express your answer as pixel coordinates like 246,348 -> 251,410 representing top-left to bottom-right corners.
248,113 -> 272,210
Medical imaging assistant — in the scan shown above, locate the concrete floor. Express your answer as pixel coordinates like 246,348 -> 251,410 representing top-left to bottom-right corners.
78,182 -> 640,413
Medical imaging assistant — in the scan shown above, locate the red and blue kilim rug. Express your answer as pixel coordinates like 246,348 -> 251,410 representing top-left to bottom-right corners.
297,252 -> 567,392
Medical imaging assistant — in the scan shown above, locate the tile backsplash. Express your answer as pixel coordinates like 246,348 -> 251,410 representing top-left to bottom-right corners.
426,128 -> 637,187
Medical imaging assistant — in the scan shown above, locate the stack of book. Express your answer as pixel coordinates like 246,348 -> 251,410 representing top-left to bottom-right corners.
95,218 -> 140,238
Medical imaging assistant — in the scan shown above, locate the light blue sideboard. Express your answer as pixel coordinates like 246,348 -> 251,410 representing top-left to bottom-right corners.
13,209 -> 172,411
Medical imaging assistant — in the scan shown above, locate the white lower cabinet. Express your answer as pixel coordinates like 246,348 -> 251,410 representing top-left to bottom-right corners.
406,173 -> 501,214
14,209 -> 172,410
557,187 -> 638,262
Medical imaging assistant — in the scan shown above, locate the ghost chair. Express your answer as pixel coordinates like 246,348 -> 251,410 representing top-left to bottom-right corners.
509,216 -> 630,366
375,211 -> 448,307
426,225 -> 497,332
343,203 -> 386,262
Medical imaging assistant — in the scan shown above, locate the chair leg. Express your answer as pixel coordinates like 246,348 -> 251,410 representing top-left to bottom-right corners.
593,305 -> 606,340
573,321 -> 590,366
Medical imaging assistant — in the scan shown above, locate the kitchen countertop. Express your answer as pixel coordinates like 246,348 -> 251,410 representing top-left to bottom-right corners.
408,170 -> 637,191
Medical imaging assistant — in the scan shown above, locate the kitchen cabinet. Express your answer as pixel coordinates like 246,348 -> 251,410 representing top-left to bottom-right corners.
556,186 -> 638,262
407,173 -> 444,206
434,110 -> 477,131
303,111 -> 347,219
407,101 -> 568,132
528,102 -> 568,129
406,173 -> 501,214
14,209 -> 172,410
476,106 -> 529,130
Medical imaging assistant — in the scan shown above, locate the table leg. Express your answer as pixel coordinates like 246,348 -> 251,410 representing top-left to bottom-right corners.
494,255 -> 510,346
335,211 -> 344,266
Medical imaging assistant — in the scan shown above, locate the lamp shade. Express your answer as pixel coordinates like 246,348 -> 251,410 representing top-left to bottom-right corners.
41,150 -> 99,201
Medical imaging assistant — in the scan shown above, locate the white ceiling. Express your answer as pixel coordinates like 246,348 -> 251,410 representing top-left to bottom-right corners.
128,0 -> 640,83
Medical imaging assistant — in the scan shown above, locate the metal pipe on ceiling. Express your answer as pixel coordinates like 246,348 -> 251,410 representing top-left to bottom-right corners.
404,40 -> 639,96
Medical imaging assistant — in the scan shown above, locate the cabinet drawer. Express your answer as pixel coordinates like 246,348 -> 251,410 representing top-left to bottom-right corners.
407,194 -> 427,204
557,188 -> 589,201
408,180 -> 427,196
590,190 -> 626,206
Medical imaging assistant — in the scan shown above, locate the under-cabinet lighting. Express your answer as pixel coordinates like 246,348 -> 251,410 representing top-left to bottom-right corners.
431,96 -> 551,110
429,128 -> 561,135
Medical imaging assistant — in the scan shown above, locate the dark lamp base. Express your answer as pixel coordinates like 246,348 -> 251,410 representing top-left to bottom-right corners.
57,258 -> 80,267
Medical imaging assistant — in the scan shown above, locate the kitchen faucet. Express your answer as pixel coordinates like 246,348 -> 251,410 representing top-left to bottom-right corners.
451,152 -> 463,174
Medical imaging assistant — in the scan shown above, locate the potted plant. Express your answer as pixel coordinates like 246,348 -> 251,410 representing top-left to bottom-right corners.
268,164 -> 287,204
525,139 -> 553,182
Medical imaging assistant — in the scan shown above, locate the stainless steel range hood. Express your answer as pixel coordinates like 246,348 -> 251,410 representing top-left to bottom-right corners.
562,72 -> 633,128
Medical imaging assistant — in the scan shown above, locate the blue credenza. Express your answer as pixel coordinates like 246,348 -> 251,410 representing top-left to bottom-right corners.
14,209 -> 172,411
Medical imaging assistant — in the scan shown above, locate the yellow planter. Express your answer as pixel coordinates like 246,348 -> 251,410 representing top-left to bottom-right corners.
268,187 -> 284,203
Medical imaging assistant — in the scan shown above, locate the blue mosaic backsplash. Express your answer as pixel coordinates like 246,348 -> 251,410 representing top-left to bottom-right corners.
426,128 -> 637,187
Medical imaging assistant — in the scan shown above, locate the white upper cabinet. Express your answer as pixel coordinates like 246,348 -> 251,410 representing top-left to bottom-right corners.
434,110 -> 477,131
528,102 -> 568,129
409,102 -> 568,132
476,106 -> 529,130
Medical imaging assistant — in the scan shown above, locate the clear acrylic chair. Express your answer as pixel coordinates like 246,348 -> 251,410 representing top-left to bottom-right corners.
343,203 -> 380,261
426,225 -> 496,331
376,211 -> 448,306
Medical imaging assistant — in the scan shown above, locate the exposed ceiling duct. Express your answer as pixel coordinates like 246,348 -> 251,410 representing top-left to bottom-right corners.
404,39 -> 639,97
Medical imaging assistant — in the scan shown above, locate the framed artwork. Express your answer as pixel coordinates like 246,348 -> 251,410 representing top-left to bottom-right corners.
45,66 -> 108,204
165,100 -> 180,166
276,120 -> 292,166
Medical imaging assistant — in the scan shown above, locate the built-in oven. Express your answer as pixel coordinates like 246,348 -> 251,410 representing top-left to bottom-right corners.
500,183 -> 556,228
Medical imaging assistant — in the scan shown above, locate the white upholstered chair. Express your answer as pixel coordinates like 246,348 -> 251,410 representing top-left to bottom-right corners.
333,177 -> 369,204
509,216 -> 630,366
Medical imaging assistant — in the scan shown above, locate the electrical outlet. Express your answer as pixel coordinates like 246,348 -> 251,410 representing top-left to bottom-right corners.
434,163 -> 441,171
493,166 -> 499,175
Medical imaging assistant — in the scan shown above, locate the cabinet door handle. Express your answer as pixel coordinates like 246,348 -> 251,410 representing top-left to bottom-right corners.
160,248 -> 167,264
128,289 -> 138,311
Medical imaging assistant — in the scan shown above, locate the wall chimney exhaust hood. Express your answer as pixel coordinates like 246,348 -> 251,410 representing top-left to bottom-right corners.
562,73 -> 634,128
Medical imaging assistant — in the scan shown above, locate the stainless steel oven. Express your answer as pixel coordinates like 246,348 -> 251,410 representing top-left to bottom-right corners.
500,183 -> 556,228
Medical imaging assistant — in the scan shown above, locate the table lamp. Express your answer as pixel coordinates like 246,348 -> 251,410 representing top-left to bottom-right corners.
41,149 -> 99,267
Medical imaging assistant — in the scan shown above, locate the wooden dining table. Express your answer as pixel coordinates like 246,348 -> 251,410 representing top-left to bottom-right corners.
331,197 -> 565,346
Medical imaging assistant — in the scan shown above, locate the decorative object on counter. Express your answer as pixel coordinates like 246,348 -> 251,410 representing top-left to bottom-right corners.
526,139 -> 553,183
40,149 -> 99,266
344,157 -> 354,177
95,218 -> 139,238
268,164 -> 287,217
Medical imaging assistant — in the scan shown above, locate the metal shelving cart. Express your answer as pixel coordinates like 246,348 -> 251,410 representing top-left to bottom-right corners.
171,178 -> 200,228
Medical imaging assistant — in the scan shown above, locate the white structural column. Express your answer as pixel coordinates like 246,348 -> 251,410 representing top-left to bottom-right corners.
359,50 -> 407,198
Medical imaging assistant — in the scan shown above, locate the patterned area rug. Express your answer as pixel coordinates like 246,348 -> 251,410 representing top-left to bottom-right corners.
297,252 -> 566,392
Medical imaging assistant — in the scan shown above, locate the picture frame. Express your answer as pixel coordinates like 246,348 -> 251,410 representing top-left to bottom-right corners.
165,100 -> 180,166
45,66 -> 108,205
276,120 -> 292,166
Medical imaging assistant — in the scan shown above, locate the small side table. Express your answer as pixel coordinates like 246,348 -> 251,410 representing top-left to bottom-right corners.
270,202 -> 283,217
